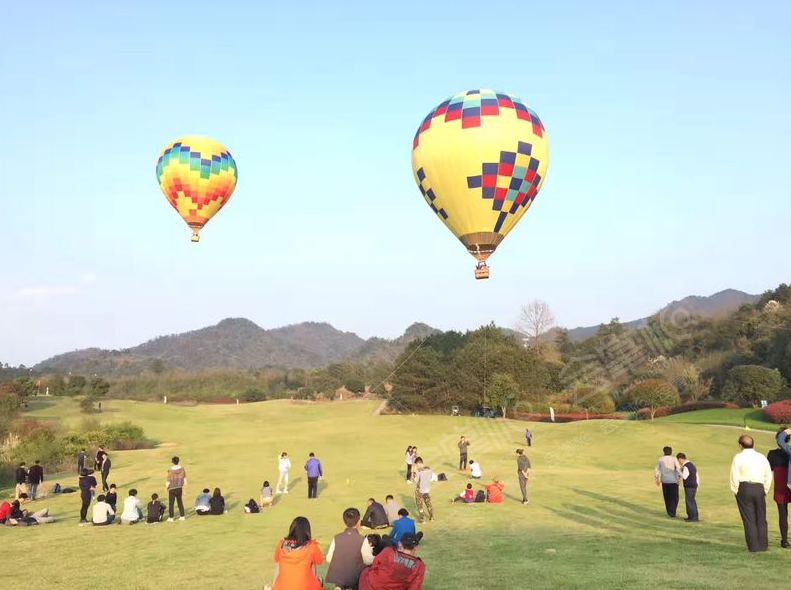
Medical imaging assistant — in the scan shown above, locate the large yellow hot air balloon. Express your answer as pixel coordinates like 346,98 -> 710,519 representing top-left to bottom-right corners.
412,90 -> 549,279
156,136 -> 238,242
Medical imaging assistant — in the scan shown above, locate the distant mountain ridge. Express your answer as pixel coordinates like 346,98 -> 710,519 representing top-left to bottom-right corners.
35,319 -> 440,377
560,289 -> 759,342
35,288 -> 760,376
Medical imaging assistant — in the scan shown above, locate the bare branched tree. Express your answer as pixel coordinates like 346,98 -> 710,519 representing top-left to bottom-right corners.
516,300 -> 556,351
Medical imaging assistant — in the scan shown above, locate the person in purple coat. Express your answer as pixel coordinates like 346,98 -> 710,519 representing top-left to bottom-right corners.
304,452 -> 323,500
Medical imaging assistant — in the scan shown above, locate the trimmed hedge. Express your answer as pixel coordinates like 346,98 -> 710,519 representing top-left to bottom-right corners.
763,399 -> 791,424
635,401 -> 740,420
511,412 -> 627,423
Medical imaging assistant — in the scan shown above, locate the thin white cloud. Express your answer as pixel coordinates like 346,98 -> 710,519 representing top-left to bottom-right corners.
12,286 -> 78,302
80,273 -> 97,284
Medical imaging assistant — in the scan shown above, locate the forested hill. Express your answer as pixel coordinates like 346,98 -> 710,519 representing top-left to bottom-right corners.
561,289 -> 758,341
34,319 -> 440,377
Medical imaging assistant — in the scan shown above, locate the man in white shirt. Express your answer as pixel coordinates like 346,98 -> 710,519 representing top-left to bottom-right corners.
470,460 -> 482,479
730,435 -> 773,552
120,488 -> 143,524
92,494 -> 115,526
276,452 -> 291,494
655,446 -> 681,518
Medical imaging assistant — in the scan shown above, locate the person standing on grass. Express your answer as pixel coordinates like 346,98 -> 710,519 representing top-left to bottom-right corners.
78,468 -> 97,523
94,446 -> 105,472
730,434 -> 773,552
77,449 -> 86,475
769,427 -> 791,548
166,456 -> 187,522
413,458 -> 435,523
276,452 -> 291,495
526,428 -> 532,448
516,449 -> 531,505
458,436 -> 470,470
655,446 -> 681,518
100,453 -> 112,492
27,460 -> 43,500
304,452 -> 323,500
14,462 -> 28,500
677,453 -> 699,522
405,446 -> 415,482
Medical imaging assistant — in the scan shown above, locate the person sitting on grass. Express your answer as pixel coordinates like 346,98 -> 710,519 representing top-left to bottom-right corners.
92,494 -> 115,526
326,507 -> 366,590
364,533 -> 385,564
358,532 -> 426,590
0,501 -> 11,524
384,495 -> 401,525
121,488 -> 143,524
3,500 -> 52,526
361,497 -> 389,529
195,488 -> 211,515
209,487 -> 226,515
106,483 -> 118,512
485,478 -> 505,504
269,516 -> 324,590
147,493 -> 166,524
260,480 -> 274,508
469,460 -> 482,479
244,499 -> 260,514
452,483 -> 475,503
389,508 -> 424,548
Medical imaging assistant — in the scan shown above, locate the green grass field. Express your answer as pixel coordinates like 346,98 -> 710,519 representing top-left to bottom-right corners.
2,399 -> 787,590
658,408 -> 773,430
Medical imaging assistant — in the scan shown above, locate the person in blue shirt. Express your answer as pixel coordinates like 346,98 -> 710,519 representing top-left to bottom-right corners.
389,508 -> 423,547
304,453 -> 323,500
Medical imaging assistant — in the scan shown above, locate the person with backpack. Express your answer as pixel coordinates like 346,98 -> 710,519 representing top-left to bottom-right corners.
78,468 -> 97,523
27,460 -> 44,500
677,453 -> 699,522
269,516 -> 324,590
325,507 -> 366,590
165,456 -> 187,522
147,493 -> 166,523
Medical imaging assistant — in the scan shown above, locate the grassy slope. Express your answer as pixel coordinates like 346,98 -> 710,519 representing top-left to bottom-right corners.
657,408 -> 773,430
1,398 -> 785,590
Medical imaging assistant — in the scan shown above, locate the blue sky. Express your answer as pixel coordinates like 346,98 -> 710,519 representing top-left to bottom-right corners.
1,1 -> 789,366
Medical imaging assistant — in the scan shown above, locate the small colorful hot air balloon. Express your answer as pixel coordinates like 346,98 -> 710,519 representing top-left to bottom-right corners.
412,90 -> 550,279
156,136 -> 238,242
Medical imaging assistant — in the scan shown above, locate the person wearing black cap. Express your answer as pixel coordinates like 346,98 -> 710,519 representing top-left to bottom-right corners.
359,532 -> 426,590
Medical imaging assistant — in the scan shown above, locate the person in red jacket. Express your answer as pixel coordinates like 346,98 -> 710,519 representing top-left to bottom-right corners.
485,478 -> 505,504
359,532 -> 425,590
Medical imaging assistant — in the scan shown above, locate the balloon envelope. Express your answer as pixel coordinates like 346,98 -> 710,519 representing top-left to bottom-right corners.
156,136 -> 238,241
412,90 -> 549,263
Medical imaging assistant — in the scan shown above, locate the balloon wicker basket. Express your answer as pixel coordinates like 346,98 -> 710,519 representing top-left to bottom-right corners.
190,232 -> 200,243
475,262 -> 490,280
